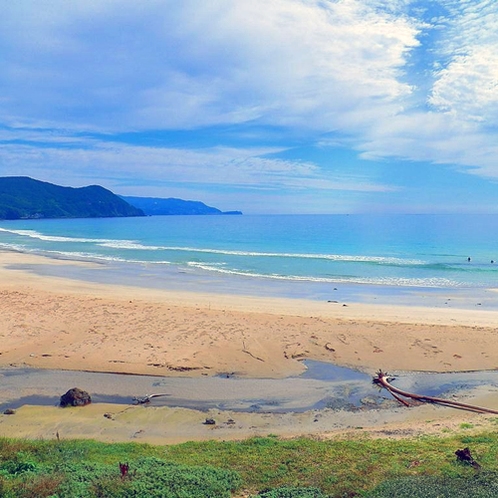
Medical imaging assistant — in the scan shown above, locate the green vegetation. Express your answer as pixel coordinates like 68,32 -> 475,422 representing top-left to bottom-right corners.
255,487 -> 327,497
0,176 -> 144,219
0,431 -> 498,497
367,471 -> 498,497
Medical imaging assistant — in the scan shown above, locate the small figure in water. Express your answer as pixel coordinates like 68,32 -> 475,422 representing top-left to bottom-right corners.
467,257 -> 471,262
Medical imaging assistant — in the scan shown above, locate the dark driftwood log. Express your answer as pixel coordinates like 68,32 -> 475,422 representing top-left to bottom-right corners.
132,393 -> 170,404
373,370 -> 498,415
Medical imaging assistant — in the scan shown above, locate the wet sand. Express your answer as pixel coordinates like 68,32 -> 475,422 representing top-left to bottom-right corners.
2,388 -> 498,445
1,250 -> 498,443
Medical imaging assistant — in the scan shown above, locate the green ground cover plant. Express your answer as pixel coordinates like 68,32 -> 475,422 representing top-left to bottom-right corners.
0,429 -> 497,497
254,487 -> 328,497
367,471 -> 498,497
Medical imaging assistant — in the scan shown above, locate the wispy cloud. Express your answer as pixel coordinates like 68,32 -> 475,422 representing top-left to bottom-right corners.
0,136 -> 392,195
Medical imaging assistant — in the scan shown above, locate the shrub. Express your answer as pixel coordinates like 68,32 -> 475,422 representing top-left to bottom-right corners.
0,452 -> 37,476
38,457 -> 241,498
122,457 -> 242,498
9,474 -> 63,498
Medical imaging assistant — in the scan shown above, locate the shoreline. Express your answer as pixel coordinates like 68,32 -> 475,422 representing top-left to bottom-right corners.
4,247 -> 498,317
7,246 -> 498,311
2,249 -> 498,443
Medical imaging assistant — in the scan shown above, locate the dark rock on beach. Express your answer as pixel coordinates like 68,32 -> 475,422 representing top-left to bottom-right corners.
60,387 -> 92,407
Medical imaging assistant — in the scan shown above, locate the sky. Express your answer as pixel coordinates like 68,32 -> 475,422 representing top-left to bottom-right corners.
1,0 -> 498,214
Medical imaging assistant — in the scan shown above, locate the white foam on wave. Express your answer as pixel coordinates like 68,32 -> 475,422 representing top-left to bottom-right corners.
41,250 -> 174,265
0,242 -> 28,252
0,242 -> 174,266
187,262 -> 465,288
98,242 -> 424,265
171,246 -> 423,264
98,241 -> 164,250
0,227 -> 115,244
0,227 -> 164,252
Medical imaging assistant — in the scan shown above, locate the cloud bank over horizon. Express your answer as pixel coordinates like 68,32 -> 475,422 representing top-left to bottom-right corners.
1,0 -> 497,213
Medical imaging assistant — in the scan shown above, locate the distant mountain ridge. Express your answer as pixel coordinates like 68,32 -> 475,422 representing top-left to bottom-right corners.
0,177 -> 144,219
122,196 -> 242,216
0,177 -> 241,220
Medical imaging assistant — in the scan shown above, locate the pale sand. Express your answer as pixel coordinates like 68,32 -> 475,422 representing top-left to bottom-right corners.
1,250 -> 498,443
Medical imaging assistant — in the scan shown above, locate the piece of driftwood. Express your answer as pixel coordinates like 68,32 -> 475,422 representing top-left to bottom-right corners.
373,370 -> 498,415
132,393 -> 170,404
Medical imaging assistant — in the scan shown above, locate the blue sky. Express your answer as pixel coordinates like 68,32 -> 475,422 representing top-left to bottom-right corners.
1,0 -> 497,214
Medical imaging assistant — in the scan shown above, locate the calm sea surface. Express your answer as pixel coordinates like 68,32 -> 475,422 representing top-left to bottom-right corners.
1,214 -> 498,304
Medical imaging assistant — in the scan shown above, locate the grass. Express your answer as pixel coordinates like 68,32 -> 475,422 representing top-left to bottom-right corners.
1,429 -> 498,496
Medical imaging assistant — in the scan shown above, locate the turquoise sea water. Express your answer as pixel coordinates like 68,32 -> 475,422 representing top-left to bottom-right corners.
1,214 -> 498,304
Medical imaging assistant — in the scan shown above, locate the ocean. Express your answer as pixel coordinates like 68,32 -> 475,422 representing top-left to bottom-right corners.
1,214 -> 498,306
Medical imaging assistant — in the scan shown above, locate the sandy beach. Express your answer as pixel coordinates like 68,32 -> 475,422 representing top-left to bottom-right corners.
1,250 -> 498,443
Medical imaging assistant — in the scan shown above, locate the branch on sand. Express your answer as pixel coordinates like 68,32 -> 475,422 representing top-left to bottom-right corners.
132,393 -> 171,405
242,341 -> 265,362
373,370 -> 498,415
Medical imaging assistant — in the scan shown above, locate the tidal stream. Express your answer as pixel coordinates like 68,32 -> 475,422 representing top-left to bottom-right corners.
2,361 -> 498,414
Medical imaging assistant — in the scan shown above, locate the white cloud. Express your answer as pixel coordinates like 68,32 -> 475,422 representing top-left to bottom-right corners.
0,0 -> 420,132
0,137 -> 392,197
357,0 -> 498,177
357,108 -> 498,175
429,0 -> 498,123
